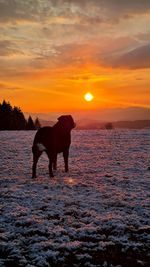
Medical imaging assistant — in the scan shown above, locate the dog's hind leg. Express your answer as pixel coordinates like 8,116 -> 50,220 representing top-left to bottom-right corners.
32,149 -> 42,178
63,149 -> 69,172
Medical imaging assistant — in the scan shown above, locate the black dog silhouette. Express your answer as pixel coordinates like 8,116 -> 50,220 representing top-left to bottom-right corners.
32,115 -> 75,178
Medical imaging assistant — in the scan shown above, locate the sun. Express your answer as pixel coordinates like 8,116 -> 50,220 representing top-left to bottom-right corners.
84,92 -> 94,102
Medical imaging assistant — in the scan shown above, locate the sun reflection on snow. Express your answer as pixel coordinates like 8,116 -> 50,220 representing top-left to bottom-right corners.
64,177 -> 77,185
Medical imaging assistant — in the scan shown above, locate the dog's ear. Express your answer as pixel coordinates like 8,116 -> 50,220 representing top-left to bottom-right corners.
57,116 -> 64,121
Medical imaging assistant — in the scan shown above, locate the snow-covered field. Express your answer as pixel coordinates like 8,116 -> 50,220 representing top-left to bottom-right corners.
0,130 -> 150,267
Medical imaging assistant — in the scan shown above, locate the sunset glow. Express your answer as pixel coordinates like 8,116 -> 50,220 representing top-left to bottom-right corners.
0,1 -> 150,120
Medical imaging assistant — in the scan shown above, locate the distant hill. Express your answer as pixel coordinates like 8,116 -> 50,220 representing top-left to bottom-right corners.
39,119 -> 150,130
75,119 -> 104,130
39,119 -> 55,127
113,120 -> 150,129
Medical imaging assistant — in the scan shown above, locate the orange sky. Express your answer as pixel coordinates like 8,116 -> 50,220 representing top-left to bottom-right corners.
0,0 -> 150,120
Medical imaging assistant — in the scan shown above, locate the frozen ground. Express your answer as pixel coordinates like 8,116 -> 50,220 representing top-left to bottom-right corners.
0,130 -> 150,267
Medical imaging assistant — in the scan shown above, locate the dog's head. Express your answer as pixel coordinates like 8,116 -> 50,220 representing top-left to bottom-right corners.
57,115 -> 76,130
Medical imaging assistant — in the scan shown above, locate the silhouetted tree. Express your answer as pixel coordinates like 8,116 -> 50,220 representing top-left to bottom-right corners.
0,100 -> 13,130
26,116 -> 36,130
0,100 -> 34,130
34,117 -> 41,129
13,106 -> 27,130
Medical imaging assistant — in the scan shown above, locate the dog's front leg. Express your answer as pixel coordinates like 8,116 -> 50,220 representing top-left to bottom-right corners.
53,154 -> 57,170
49,156 -> 54,177
63,149 -> 69,172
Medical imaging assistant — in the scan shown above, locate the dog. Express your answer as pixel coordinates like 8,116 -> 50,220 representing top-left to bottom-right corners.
32,115 -> 75,178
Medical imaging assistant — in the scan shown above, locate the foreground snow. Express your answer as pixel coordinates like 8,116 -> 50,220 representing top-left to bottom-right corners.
0,130 -> 150,267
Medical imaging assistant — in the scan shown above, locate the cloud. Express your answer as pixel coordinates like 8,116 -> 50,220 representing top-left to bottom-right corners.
98,0 -> 150,15
0,83 -> 22,91
104,44 -> 150,69
0,1 -> 21,23
0,40 -> 23,56
52,0 -> 150,25
32,36 -> 138,70
136,31 -> 150,42
0,0 -> 40,23
0,0 -> 150,25
69,0 -> 150,13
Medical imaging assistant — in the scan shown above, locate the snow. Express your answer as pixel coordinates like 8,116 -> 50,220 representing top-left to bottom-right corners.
0,130 -> 150,267
37,143 -> 46,152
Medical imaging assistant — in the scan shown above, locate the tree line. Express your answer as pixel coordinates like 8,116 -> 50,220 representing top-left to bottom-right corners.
0,100 -> 41,130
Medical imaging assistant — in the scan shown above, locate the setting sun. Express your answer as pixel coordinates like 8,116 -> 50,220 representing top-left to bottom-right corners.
84,92 -> 94,102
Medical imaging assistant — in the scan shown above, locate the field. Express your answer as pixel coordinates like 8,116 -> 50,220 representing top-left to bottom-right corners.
0,130 -> 150,267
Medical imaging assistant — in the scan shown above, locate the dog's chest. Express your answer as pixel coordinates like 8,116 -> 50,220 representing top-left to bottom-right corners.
52,132 -> 71,152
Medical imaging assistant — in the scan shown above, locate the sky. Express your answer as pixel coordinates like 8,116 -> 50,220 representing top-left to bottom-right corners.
0,0 -> 150,121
